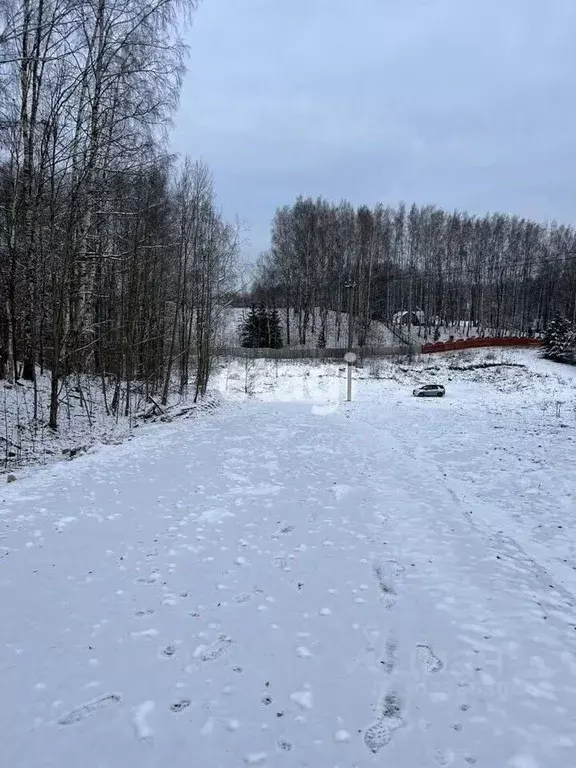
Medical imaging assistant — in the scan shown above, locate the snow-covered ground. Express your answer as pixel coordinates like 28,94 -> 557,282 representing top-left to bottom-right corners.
2,350 -> 576,767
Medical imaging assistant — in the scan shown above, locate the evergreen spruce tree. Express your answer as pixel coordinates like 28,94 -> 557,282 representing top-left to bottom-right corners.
268,308 -> 284,349
241,306 -> 262,348
257,304 -> 270,347
542,314 -> 574,363
240,305 -> 283,349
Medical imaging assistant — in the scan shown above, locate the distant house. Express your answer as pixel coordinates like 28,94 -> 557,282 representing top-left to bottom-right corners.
393,309 -> 425,326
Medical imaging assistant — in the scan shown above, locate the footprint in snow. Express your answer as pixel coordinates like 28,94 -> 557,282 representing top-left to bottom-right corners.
364,722 -> 391,753
58,693 -> 121,725
233,588 -> 264,604
380,637 -> 397,673
363,692 -> 404,754
278,740 -> 292,751
372,560 -> 400,608
275,525 -> 294,535
380,691 -> 402,719
417,644 -> 444,673
170,699 -> 190,712
194,635 -> 232,662
363,716 -> 403,754
233,592 -> 252,604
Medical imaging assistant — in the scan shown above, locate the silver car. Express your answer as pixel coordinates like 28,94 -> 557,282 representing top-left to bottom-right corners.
413,384 -> 445,398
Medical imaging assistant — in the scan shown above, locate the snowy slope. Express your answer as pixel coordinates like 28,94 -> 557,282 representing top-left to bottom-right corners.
0,370 -> 217,473
393,321 -> 533,345
0,374 -> 140,471
2,350 -> 576,767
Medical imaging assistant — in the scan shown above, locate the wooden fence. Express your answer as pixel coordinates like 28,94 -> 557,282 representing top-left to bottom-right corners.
421,337 -> 542,354
215,337 -> 541,360
215,345 -> 414,360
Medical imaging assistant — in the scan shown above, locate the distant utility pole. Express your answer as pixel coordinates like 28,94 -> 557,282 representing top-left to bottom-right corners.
407,269 -> 413,362
345,282 -> 356,402
346,282 -> 355,350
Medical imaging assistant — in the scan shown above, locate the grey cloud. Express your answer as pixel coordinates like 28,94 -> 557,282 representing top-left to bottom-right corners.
172,0 -> 576,260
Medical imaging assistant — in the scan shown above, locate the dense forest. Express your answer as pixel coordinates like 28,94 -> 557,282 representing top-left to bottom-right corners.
0,0 -> 238,428
254,198 -> 576,347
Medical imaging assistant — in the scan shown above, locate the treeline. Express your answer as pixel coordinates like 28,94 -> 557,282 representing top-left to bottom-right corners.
255,197 -> 576,346
0,0 -> 238,428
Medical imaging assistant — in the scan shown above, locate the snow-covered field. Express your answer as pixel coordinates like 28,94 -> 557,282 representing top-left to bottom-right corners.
2,350 -> 576,767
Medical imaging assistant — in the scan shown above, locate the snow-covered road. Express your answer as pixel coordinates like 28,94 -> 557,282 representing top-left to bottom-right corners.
2,398 -> 576,767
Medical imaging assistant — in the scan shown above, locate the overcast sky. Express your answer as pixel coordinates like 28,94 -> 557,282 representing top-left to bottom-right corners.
171,0 -> 576,264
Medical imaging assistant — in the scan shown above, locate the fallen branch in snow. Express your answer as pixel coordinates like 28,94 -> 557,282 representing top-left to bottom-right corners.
137,396 -> 166,420
135,396 -> 220,424
62,445 -> 88,460
148,395 -> 165,416
148,396 -> 165,415
168,405 -> 197,418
